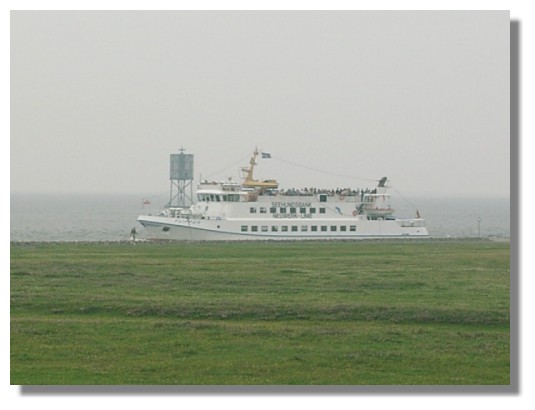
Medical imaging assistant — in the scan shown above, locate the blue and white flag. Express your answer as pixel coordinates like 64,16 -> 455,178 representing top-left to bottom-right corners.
261,152 -> 271,159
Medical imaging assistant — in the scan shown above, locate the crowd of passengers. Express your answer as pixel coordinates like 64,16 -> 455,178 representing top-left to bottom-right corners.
263,187 -> 378,197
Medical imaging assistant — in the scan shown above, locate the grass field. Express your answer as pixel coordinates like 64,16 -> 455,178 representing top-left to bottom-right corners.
10,239 -> 510,385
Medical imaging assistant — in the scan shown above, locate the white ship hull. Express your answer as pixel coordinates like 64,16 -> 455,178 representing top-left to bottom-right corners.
138,215 -> 428,241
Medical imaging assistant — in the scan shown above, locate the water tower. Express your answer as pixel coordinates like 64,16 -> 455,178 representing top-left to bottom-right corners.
168,147 -> 194,208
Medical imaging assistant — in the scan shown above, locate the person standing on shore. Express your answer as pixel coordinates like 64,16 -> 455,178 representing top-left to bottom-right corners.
130,227 -> 136,243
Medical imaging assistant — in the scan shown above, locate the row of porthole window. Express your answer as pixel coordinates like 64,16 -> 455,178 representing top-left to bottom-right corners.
241,225 -> 357,233
250,207 -> 326,214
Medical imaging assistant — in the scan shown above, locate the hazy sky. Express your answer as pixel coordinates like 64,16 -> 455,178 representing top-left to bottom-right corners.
11,11 -> 510,197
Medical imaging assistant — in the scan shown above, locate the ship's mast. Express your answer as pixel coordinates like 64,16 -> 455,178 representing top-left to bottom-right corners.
241,148 -> 278,189
241,148 -> 259,183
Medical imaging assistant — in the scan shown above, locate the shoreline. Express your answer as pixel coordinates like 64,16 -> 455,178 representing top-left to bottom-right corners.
10,236 -> 510,246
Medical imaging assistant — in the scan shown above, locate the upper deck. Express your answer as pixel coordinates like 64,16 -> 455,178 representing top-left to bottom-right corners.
196,180 -> 389,205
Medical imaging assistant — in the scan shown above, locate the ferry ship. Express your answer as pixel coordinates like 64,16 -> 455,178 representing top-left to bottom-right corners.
137,149 -> 428,240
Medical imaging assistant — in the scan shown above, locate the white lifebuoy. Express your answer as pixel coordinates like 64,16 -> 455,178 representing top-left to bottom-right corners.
352,210 -> 357,217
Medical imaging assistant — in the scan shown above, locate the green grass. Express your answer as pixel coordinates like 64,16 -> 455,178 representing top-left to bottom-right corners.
10,239 -> 510,385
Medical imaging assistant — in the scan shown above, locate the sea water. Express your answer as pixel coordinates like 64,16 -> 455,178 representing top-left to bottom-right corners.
10,193 -> 511,242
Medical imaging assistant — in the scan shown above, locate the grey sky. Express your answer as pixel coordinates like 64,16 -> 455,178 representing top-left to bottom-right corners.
11,11 -> 510,197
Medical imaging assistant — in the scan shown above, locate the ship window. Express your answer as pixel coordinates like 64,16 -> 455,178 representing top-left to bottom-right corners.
270,207 -> 277,214
241,225 -> 248,232
216,195 -> 221,202
300,207 -> 306,214
291,226 -> 298,232
311,226 -> 318,232
320,195 -> 327,202
223,195 -> 228,202
310,208 -> 316,214
210,194 -> 215,201
261,226 -> 268,232
251,226 -> 258,232
340,225 -> 347,232
281,226 -> 288,232
198,194 -> 203,201
162,226 -> 170,232
319,208 -> 326,214
280,207 -> 286,213
331,226 -> 337,232
271,226 -> 278,232
260,207 -> 267,214
250,207 -> 257,213
321,226 -> 327,232
290,207 -> 296,214
301,225 -> 308,232
350,225 -> 356,232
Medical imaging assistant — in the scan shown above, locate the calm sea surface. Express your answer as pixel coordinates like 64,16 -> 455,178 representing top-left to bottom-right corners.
10,193 -> 510,242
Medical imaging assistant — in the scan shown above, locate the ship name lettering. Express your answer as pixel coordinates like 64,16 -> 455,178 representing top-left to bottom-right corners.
272,214 -> 312,219
271,202 -> 312,207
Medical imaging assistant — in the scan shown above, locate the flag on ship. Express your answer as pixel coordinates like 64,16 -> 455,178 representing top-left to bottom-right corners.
262,152 -> 271,159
